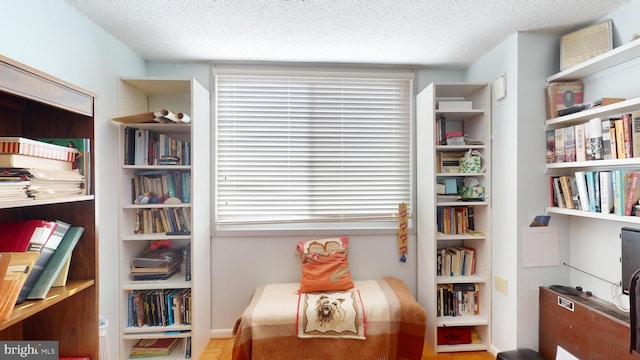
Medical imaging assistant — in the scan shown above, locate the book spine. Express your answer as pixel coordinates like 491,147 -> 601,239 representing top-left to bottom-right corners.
609,120 -> 618,160
559,176 -> 574,209
574,171 -> 590,212
575,124 -> 586,162
625,172 -> 640,216
615,118 -> 626,159
602,119 -> 612,160
589,117 -> 603,160
585,171 -> 597,212
622,113 -> 633,158
633,111 -> 640,158
555,128 -> 565,162
599,171 -> 613,214
564,126 -> 576,162
546,130 -> 556,163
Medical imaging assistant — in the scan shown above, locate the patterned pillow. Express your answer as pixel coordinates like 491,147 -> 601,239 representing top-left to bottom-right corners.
297,237 -> 355,293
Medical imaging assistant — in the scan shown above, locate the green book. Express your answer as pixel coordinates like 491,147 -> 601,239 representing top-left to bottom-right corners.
27,227 -> 85,300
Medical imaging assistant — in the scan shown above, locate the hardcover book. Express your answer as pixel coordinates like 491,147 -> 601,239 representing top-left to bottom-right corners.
16,220 -> 70,304
27,227 -> 84,300
545,81 -> 583,119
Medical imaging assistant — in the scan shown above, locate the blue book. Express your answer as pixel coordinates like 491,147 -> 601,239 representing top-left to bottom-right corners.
27,227 -> 84,300
585,171 -> 597,212
16,220 -> 71,304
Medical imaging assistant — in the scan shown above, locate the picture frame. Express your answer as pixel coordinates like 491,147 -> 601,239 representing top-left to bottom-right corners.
560,19 -> 613,71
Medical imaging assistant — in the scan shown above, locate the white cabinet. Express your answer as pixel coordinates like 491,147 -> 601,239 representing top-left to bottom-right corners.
115,77 -> 211,359
416,82 -> 492,353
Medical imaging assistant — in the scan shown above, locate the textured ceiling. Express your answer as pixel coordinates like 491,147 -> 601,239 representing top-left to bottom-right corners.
66,0 -> 632,68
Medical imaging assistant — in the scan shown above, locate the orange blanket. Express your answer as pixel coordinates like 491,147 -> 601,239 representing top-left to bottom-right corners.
232,277 -> 426,360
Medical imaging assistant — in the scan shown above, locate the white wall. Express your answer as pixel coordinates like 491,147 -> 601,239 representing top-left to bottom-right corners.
462,0 -> 640,352
1,0 -> 146,353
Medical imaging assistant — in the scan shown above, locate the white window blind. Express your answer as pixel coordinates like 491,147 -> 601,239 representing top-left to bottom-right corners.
214,73 -> 413,227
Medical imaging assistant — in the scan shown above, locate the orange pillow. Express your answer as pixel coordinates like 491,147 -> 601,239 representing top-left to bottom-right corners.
299,252 -> 355,293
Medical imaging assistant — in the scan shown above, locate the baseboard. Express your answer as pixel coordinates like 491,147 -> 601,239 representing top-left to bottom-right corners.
211,328 -> 234,338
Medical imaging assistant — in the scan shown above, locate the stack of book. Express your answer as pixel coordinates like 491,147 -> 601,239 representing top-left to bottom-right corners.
0,137 -> 91,199
129,338 -> 179,358
130,245 -> 183,281
2,220 -> 85,303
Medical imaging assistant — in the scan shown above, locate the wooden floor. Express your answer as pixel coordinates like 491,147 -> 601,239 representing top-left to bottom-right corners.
200,337 -> 496,359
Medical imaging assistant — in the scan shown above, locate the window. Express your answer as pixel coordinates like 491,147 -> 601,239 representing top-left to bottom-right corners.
214,70 -> 413,231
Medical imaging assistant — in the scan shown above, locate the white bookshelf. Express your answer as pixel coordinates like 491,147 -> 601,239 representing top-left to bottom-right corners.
416,82 -> 492,353
115,77 -> 211,360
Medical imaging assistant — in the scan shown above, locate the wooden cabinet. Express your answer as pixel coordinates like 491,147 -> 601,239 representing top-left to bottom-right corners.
115,77 -> 211,359
0,55 -> 98,358
416,82 -> 492,353
539,286 -> 637,360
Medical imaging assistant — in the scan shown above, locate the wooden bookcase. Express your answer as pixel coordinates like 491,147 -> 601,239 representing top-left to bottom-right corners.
0,55 -> 98,358
115,77 -> 211,360
416,82 -> 492,353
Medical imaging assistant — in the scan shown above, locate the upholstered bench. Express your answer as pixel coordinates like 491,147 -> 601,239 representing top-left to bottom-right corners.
496,348 -> 546,360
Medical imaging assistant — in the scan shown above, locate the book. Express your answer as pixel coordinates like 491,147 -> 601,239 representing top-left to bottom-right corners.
130,338 -> 178,357
183,243 -> 192,281
556,98 -> 625,116
589,117 -> 603,160
552,177 -> 565,208
609,120 -> 618,160
0,252 -> 39,322
585,171 -> 597,212
0,220 -> 58,252
559,176 -> 574,209
51,257 -> 71,287
16,220 -> 71,304
555,128 -> 565,163
622,113 -> 633,158
624,171 -> 640,216
131,246 -> 183,273
614,118 -> 626,159
612,169 -> 625,216
601,119 -> 612,160
37,138 -> 91,195
633,111 -> 640,157
574,123 -> 586,162
599,171 -> 613,214
546,130 -> 556,163
26,227 -> 84,300
0,154 -> 73,171
545,81 -> 583,119
564,126 -> 576,162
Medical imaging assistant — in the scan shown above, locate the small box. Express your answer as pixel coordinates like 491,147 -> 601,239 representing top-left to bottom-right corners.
438,101 -> 472,110
0,137 -> 78,162
437,327 -> 472,345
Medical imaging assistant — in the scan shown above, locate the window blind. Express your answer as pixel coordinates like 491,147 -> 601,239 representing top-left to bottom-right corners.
214,74 -> 413,227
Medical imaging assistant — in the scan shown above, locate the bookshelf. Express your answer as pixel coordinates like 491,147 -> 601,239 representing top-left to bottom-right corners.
416,82 -> 492,353
545,38 -> 640,220
115,77 -> 211,360
0,56 -> 98,358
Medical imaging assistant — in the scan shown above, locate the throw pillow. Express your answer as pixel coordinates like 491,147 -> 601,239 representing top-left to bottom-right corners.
297,237 -> 354,293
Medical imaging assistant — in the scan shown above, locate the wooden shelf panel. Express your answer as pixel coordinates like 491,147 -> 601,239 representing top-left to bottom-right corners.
0,280 -> 94,331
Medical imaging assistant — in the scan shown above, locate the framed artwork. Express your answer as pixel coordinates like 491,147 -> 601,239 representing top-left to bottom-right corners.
560,19 -> 612,71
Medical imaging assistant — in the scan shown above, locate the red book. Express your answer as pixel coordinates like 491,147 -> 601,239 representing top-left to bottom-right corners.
625,172 -> 640,216
0,220 -> 58,252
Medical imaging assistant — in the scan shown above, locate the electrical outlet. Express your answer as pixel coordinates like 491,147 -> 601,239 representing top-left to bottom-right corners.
495,275 -> 508,295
